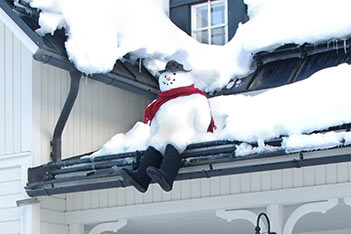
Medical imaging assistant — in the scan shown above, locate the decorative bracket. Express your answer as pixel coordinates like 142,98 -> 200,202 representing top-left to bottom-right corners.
216,209 -> 266,230
344,197 -> 351,207
88,219 -> 127,234
283,199 -> 338,234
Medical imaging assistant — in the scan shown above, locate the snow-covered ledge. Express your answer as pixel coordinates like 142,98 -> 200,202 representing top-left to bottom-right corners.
88,219 -> 127,234
282,199 -> 339,234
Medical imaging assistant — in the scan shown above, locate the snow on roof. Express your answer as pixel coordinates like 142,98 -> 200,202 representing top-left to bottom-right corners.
28,0 -> 351,92
26,0 -> 351,157
92,63 -> 351,157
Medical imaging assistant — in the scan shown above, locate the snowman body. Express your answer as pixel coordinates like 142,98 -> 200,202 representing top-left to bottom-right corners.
147,71 -> 212,154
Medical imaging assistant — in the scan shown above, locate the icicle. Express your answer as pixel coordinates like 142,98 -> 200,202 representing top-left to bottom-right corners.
85,76 -> 88,85
139,58 -> 142,73
344,39 -> 347,54
335,39 -> 338,51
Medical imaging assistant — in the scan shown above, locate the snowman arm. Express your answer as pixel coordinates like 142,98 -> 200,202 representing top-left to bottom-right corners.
193,99 -> 212,133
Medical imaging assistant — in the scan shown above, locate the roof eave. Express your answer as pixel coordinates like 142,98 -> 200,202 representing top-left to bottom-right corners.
0,0 -> 41,54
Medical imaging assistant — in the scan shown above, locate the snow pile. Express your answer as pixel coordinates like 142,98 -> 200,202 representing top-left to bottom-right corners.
28,0 -> 351,92
92,122 -> 150,157
235,141 -> 280,157
93,64 -> 351,156
210,63 -> 351,143
282,132 -> 351,154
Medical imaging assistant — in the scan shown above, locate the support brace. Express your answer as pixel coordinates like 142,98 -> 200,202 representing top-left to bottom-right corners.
88,220 -> 127,234
51,70 -> 82,162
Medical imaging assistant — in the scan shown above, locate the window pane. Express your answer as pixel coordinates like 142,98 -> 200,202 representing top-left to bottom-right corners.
211,3 -> 225,26
196,6 -> 208,29
211,27 -> 225,45
195,30 -> 209,44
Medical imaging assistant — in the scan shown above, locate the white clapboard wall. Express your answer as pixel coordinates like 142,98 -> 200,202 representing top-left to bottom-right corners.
32,59 -> 151,233
1,15 -> 152,233
31,61 -> 151,164
0,19 -> 33,234
0,165 -> 22,233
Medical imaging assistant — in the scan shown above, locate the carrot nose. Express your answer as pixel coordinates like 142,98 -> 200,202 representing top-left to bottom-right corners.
166,77 -> 171,81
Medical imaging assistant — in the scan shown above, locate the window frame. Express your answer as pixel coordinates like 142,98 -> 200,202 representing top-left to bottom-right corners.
191,0 -> 228,45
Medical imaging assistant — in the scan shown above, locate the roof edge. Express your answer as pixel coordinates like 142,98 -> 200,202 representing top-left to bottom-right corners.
0,0 -> 41,54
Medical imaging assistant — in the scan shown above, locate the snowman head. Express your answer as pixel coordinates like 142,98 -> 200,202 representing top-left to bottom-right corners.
158,60 -> 193,92
159,71 -> 194,92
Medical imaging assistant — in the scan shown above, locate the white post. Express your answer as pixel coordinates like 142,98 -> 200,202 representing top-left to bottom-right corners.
267,203 -> 284,234
20,158 -> 41,234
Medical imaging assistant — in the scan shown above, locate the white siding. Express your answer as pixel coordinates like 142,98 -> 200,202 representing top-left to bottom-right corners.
31,54 -> 151,233
65,162 -> 351,212
32,61 -> 151,164
0,19 -> 34,234
0,20 -> 32,158
0,165 -> 22,234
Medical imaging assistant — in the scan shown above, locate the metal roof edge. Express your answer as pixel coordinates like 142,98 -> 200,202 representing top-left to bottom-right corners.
25,123 -> 351,197
0,0 -> 42,53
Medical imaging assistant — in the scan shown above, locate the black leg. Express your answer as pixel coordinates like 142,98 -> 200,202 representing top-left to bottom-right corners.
120,147 -> 162,193
146,144 -> 181,192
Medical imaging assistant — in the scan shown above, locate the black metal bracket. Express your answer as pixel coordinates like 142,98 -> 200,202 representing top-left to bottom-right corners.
50,70 -> 82,162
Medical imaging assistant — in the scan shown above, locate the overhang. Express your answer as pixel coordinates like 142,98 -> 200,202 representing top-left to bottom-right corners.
26,123 -> 351,197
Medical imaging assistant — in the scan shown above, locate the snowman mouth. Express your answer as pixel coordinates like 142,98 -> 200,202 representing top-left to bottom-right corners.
163,79 -> 175,85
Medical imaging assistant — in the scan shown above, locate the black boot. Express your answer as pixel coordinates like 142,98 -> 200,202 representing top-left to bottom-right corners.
120,147 -> 162,193
146,144 -> 181,192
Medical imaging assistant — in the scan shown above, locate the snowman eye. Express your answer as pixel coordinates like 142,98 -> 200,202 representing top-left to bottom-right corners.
173,73 -> 176,75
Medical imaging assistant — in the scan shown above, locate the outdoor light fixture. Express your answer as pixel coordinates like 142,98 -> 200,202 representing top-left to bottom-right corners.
255,212 -> 277,234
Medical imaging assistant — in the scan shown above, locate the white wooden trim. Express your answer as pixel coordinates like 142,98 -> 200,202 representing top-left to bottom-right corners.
21,43 -> 33,152
88,220 -> 127,234
0,151 -> 31,168
282,199 -> 338,234
216,209 -> 266,229
191,0 -> 228,44
0,7 -> 38,54
20,203 -> 40,234
65,182 -> 351,225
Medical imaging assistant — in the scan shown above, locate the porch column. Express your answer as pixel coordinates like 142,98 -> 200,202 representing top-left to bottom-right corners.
267,203 -> 284,234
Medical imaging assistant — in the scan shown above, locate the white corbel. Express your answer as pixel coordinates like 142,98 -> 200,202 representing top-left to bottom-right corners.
88,219 -> 127,234
283,199 -> 338,234
344,197 -> 351,207
216,209 -> 266,230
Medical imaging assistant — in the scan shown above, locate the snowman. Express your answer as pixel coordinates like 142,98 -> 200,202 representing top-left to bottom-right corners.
120,60 -> 215,192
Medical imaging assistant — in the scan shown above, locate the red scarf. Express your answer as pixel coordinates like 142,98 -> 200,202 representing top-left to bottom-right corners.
144,85 -> 215,132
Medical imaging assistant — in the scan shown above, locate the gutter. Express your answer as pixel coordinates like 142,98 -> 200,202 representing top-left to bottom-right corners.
25,148 -> 351,197
25,123 -> 351,197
